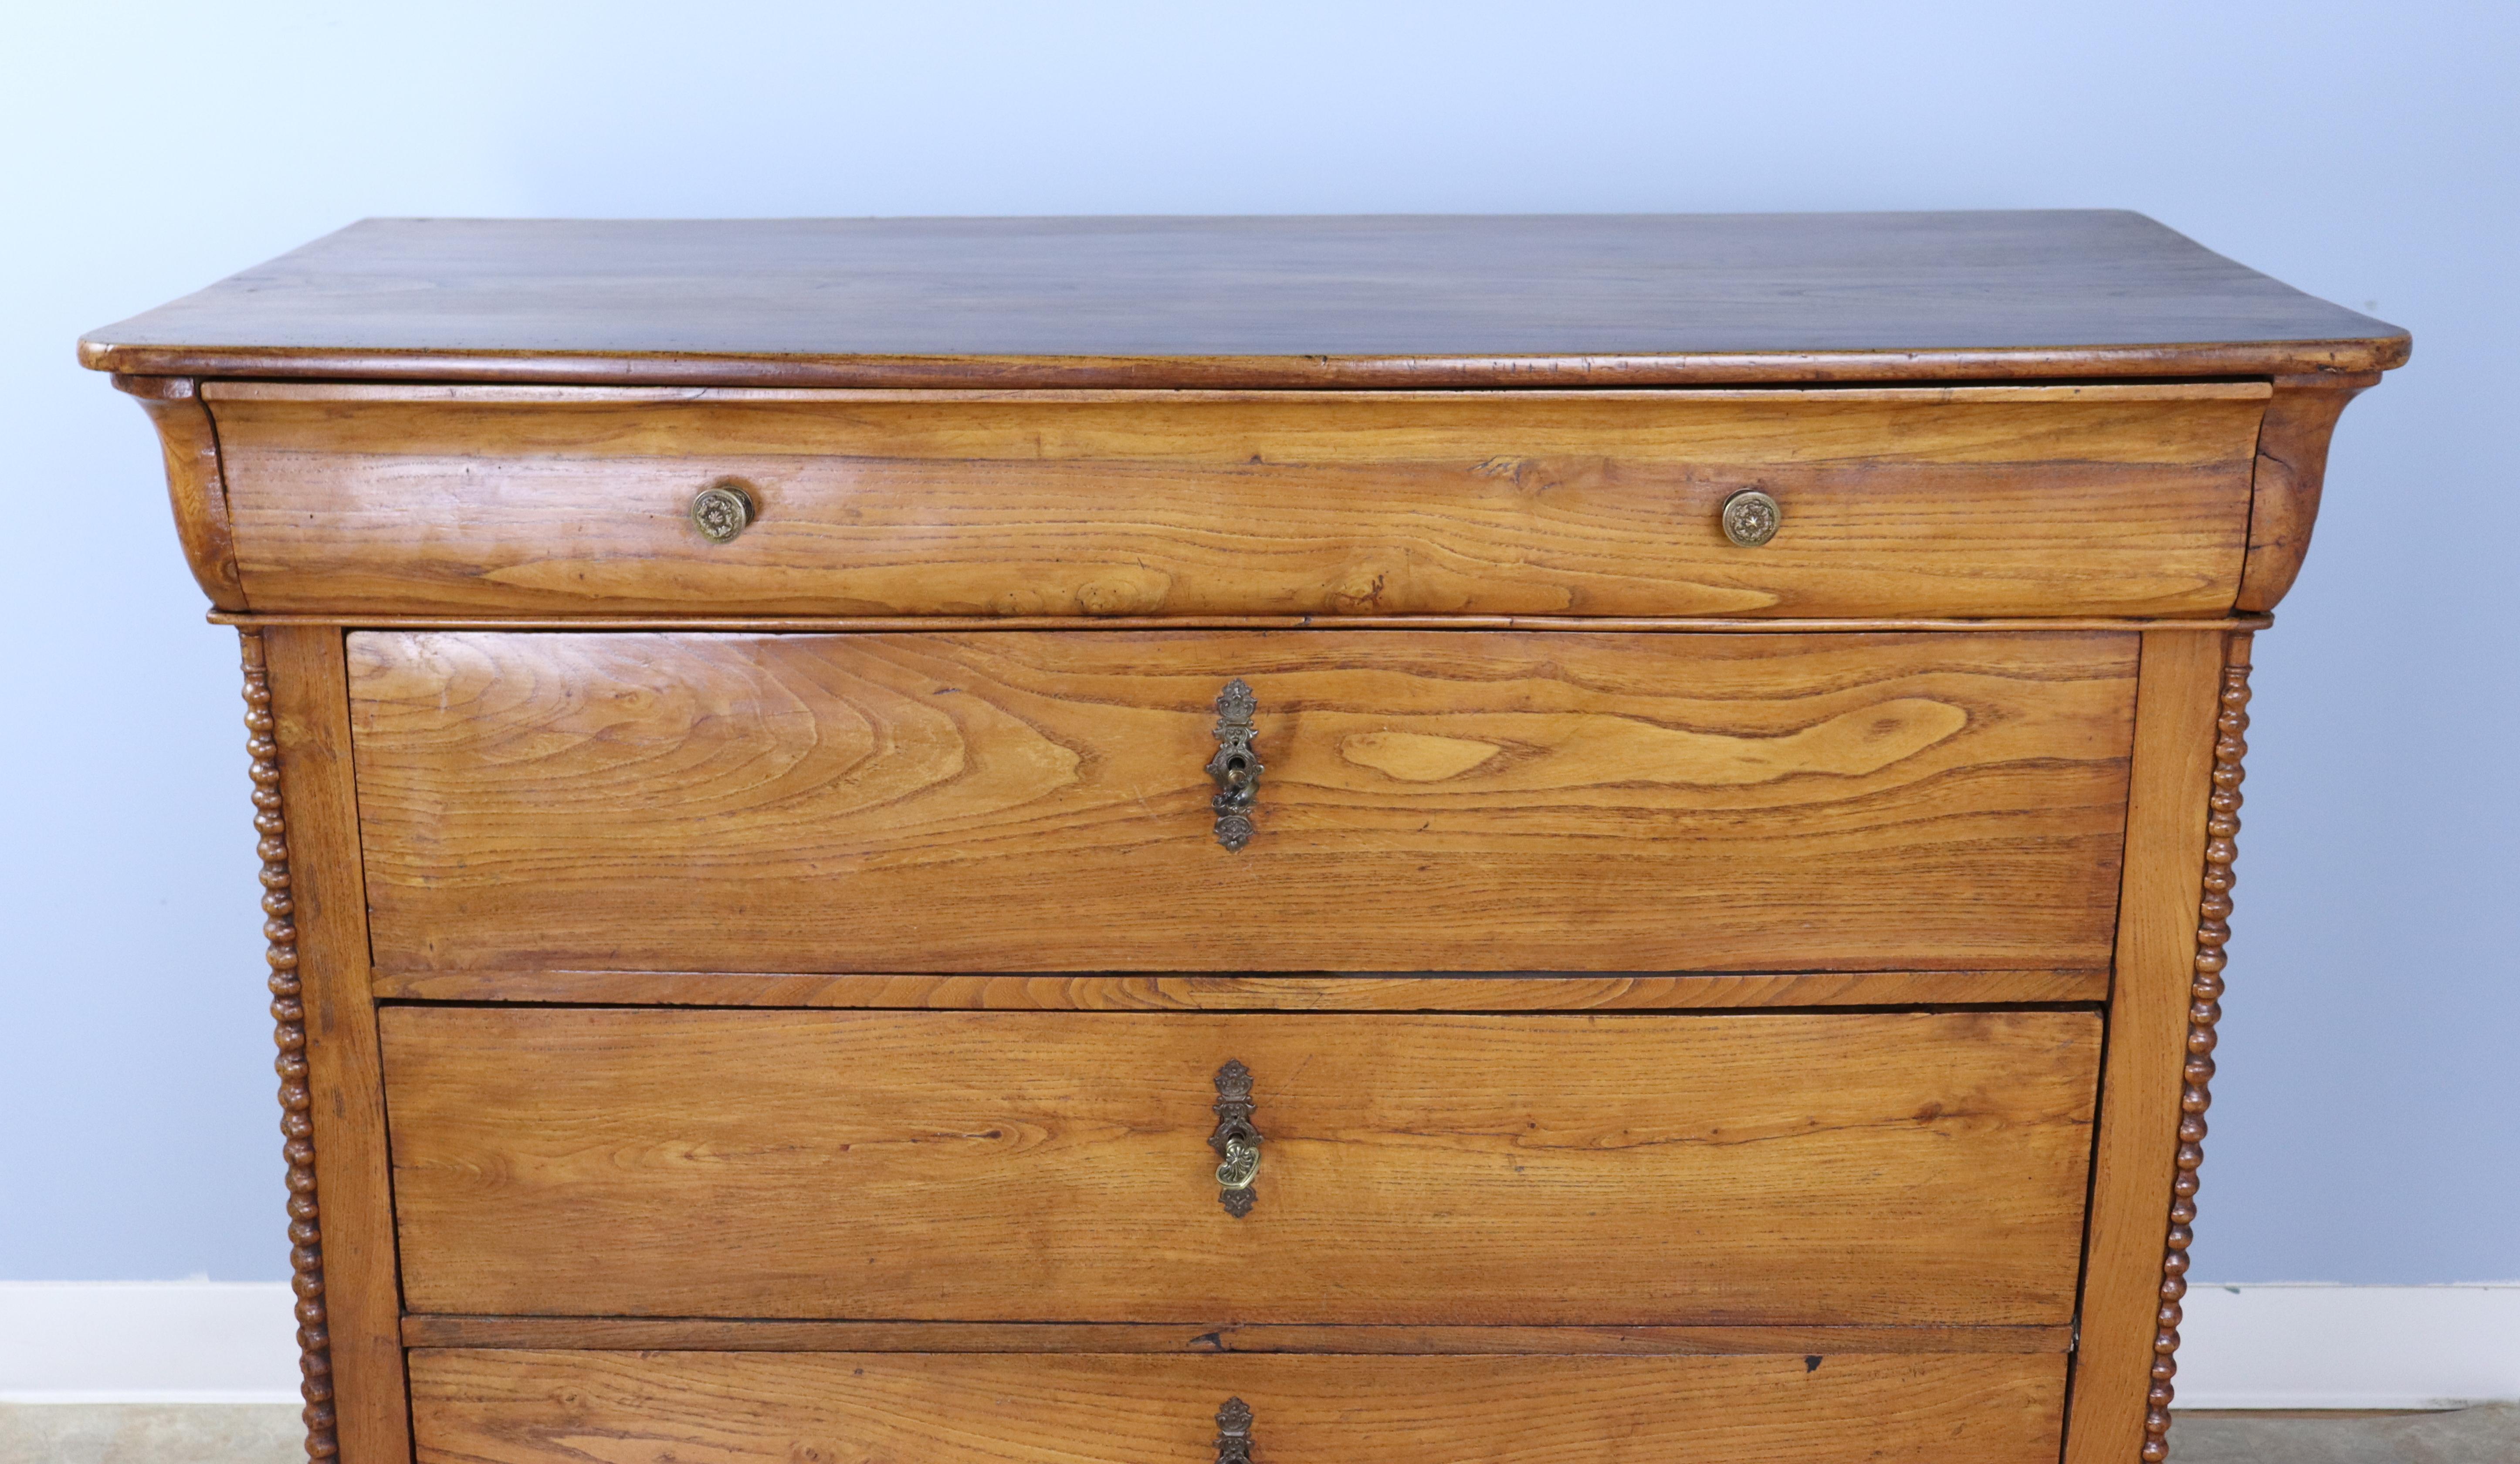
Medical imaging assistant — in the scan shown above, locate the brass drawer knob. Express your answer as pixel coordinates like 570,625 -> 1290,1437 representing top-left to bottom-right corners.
691,482 -> 755,543
1206,679 -> 1262,851
1721,488 -> 1781,547
1210,1060 -> 1262,1217
1215,1397 -> 1255,1464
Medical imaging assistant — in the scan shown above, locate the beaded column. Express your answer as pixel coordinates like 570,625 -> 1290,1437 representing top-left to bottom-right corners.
2141,636 -> 2250,1463
243,630 -> 338,1461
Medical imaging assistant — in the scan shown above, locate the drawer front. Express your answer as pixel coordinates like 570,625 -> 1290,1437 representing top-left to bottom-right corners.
211,384 -> 2262,617
382,1009 -> 2102,1325
410,1349 -> 2068,1464
349,629 -> 2137,975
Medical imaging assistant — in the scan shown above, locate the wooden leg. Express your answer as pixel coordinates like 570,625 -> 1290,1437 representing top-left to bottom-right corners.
2138,640 -> 2252,1461
254,627 -> 411,1464
2064,630 -> 2241,1464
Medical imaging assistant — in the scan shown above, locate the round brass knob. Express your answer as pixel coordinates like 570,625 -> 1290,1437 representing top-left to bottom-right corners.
1721,489 -> 1781,548
691,483 -> 755,544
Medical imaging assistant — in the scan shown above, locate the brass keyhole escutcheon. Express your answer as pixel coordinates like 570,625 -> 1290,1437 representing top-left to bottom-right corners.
1215,1397 -> 1255,1464
691,482 -> 755,544
1206,680 -> 1262,851
1721,488 -> 1781,548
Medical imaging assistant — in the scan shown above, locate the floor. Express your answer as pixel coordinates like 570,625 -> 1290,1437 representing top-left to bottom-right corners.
1,1405 -> 301,1464
2171,1407 -> 2520,1464
2,1402 -> 2515,1462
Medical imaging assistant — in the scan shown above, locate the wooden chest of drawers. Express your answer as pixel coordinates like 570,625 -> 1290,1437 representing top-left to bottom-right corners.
87,212 -> 2405,1464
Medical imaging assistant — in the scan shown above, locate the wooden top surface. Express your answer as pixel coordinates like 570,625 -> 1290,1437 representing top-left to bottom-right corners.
82,211 -> 2407,389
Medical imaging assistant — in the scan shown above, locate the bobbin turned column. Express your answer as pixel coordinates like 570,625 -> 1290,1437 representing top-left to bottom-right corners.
243,631 -> 335,1462
247,627 -> 411,1464
2140,639 -> 2252,1463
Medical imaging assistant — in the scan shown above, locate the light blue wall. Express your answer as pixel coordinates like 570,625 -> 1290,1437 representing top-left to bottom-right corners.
2,1 -> 2511,1283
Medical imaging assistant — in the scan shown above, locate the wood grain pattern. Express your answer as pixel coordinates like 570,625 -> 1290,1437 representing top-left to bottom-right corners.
349,629 -> 2139,974
123,376 -> 244,608
81,211 -> 2406,389
2235,374 -> 2379,611
198,382 -> 2270,403
406,1349 -> 2068,1464
380,1008 -> 2101,1325
214,611 -> 2280,632
400,1317 -> 2072,1355
2063,631 -> 2229,1464
209,386 -> 2263,617
258,627 -> 411,1464
367,968 -> 2110,1008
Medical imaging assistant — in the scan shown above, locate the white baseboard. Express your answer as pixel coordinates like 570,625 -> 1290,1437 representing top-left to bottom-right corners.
0,1282 -> 301,1404
4,1280 -> 2515,1407
2172,1282 -> 2520,1410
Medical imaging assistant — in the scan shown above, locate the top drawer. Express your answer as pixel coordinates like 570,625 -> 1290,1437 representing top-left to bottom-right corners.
203,383 -> 2266,618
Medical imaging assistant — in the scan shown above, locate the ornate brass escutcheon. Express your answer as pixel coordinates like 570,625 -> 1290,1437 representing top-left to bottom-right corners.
690,481 -> 755,543
1206,679 -> 1263,851
1720,487 -> 1782,547
1214,1397 -> 1255,1464
1210,1059 -> 1262,1217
